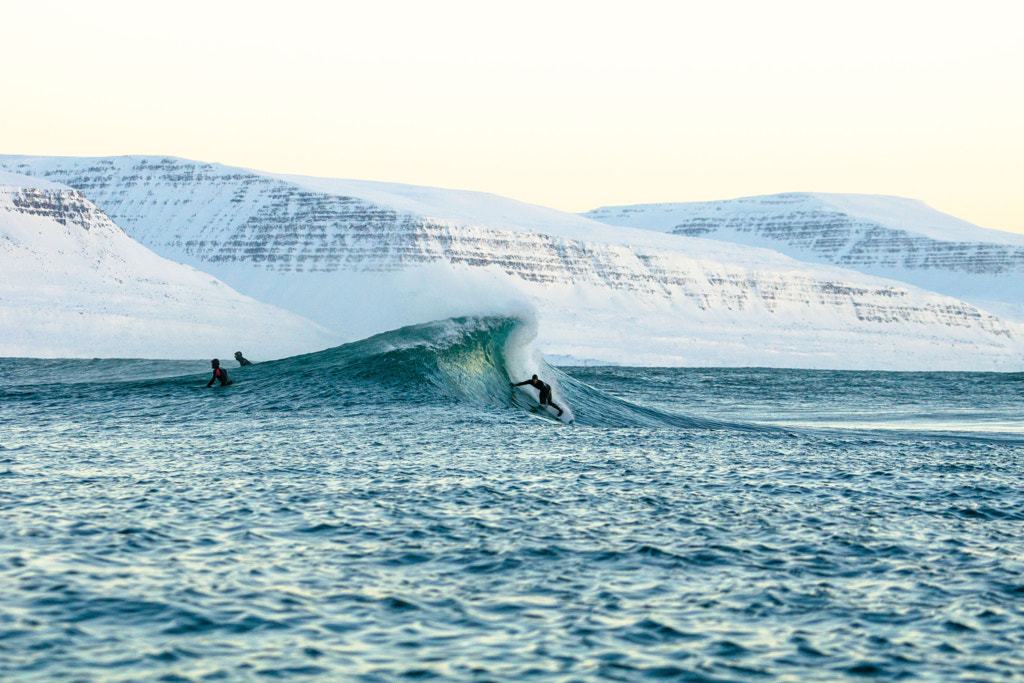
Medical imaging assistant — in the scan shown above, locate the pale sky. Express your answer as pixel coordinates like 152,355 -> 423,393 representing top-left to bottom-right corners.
2,0 -> 1022,233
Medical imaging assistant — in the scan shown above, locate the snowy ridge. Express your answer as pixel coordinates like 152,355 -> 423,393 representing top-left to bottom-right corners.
0,174 -> 338,359
585,193 -> 1024,320
0,169 -> 63,191
2,156 -> 1023,369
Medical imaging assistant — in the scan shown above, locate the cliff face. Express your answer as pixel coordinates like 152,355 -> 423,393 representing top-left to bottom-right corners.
585,194 -> 1024,318
670,209 -> 1022,275
3,156 -> 1022,369
7,186 -> 115,233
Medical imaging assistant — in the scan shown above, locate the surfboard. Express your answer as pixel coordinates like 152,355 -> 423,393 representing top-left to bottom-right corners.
528,404 -> 573,424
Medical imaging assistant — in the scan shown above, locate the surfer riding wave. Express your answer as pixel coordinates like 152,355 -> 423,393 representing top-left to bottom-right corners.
511,375 -> 564,417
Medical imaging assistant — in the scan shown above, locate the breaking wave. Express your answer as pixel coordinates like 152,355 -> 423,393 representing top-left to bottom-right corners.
232,315 -> 766,429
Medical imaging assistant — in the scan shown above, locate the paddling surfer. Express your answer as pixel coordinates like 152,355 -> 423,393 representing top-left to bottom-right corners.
206,359 -> 233,387
511,375 -> 564,417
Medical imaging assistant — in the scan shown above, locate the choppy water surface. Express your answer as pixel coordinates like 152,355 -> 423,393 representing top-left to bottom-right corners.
2,317 -> 1023,681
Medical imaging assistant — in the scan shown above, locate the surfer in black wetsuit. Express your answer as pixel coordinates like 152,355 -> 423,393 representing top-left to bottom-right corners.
206,359 -> 233,387
234,351 -> 253,366
511,375 -> 564,417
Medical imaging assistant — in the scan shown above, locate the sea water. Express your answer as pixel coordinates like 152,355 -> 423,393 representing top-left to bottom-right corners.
1,317 -> 1023,681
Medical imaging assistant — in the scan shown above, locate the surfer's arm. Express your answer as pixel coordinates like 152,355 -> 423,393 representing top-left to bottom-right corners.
206,375 -> 215,387
511,380 -> 529,387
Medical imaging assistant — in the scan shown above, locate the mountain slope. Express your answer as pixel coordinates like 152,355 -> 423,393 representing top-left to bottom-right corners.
0,171 -> 338,359
2,156 -> 1022,370
585,193 -> 1024,321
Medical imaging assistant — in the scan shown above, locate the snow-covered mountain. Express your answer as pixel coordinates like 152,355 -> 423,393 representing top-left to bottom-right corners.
2,155 -> 1022,370
0,170 -> 337,359
585,193 -> 1024,322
